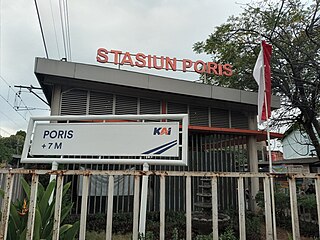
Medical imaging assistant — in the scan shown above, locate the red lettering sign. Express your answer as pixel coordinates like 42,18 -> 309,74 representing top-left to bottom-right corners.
96,48 -> 233,77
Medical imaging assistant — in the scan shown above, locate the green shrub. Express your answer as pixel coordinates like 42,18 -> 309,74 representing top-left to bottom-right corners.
256,190 -> 291,227
138,231 -> 155,240
219,227 -> 237,240
299,220 -> 319,237
1,177 -> 79,240
246,212 -> 261,240
86,231 -> 105,240
256,190 -> 319,236
298,194 -> 316,210
113,212 -> 133,234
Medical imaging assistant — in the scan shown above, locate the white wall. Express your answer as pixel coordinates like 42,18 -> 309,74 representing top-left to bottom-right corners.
282,130 -> 316,159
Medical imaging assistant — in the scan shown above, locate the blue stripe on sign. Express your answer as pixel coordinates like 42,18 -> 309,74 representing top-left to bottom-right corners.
142,140 -> 177,155
153,141 -> 177,154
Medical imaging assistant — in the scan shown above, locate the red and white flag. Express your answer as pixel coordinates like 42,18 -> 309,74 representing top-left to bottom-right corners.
253,40 -> 272,124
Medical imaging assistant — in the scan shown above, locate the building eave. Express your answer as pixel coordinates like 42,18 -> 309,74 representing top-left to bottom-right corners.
34,58 -> 281,110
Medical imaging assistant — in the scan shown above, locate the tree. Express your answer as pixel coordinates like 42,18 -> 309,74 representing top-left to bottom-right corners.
0,131 -> 26,165
193,0 -> 320,159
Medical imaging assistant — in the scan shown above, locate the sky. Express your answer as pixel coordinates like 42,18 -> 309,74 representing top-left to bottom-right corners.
0,0 -> 251,137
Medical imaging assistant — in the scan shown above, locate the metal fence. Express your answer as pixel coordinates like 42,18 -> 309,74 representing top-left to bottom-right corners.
64,133 -> 250,215
0,169 -> 319,240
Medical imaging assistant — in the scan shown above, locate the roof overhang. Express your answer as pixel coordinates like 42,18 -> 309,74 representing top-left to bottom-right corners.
259,157 -> 320,165
189,125 -> 283,141
34,58 -> 281,110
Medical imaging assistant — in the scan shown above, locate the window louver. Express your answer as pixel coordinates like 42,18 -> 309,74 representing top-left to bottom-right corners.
89,92 -> 113,115
61,89 -> 88,115
189,105 -> 209,126
167,102 -> 188,123
140,98 -> 161,114
167,102 -> 188,114
211,108 -> 229,128
231,111 -> 248,129
115,95 -> 138,115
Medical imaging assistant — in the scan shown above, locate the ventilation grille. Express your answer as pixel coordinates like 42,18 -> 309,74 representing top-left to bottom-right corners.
89,92 -> 113,115
167,102 -> 188,123
167,102 -> 188,114
211,108 -> 229,128
115,95 -> 138,115
61,89 -> 87,115
189,105 -> 209,126
231,111 -> 248,129
140,98 -> 161,114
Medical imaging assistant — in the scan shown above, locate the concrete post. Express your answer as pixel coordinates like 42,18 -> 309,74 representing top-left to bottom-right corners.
50,83 -> 61,116
247,113 -> 259,212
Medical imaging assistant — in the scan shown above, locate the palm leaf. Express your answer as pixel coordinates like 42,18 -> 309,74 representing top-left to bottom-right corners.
0,188 -> 4,198
37,182 -> 44,201
20,177 -> 30,199
33,208 -> 42,240
60,202 -> 73,224
18,227 -> 27,240
62,181 -> 71,196
41,203 -> 55,238
59,224 -> 73,235
42,220 -> 54,239
39,180 -> 56,218
9,202 -> 21,230
62,221 -> 80,240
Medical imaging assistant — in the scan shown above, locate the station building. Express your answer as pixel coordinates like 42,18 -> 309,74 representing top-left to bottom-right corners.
34,57 -> 281,214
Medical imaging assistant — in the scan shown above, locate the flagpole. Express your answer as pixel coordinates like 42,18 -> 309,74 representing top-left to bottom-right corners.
254,39 -> 277,239
260,40 -> 273,174
263,77 -> 277,240
264,96 -> 273,174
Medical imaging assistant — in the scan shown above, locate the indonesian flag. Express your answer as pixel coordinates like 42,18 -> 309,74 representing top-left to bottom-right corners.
253,40 -> 272,124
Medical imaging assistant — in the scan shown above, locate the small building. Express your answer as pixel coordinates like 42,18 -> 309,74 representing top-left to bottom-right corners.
34,57 -> 281,214
282,127 -> 317,160
281,126 -> 319,173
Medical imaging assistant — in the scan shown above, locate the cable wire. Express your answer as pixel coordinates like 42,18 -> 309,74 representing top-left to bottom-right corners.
0,75 -> 33,116
34,0 -> 49,58
65,0 -> 72,60
50,0 -> 61,59
0,108 -> 23,129
0,127 -> 14,137
59,0 -> 68,60
0,93 -> 28,121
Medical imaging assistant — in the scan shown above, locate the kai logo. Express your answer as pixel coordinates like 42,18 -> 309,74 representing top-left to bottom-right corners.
153,127 -> 172,135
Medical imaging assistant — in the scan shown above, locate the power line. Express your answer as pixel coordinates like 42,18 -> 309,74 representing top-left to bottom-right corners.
50,0 -> 61,59
0,108 -> 23,129
0,75 -> 33,116
58,0 -> 72,61
14,85 -> 49,106
65,0 -> 72,60
59,0 -> 68,60
0,94 -> 27,121
34,0 -> 49,58
0,74 -> 11,86
0,127 -> 14,137
0,77 -> 49,115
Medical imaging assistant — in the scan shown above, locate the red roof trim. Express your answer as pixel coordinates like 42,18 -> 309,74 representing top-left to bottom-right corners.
188,125 -> 283,141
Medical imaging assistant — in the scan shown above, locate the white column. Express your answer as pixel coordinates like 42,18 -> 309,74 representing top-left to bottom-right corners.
247,113 -> 259,212
138,163 -> 149,237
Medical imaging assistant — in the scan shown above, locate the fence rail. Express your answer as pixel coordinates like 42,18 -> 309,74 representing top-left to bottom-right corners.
0,169 -> 319,240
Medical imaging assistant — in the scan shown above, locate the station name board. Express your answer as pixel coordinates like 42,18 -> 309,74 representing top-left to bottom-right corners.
29,122 -> 179,157
96,48 -> 233,76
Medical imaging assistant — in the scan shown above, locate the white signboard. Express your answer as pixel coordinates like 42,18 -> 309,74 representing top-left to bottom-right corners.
21,114 -> 188,165
30,122 -> 179,157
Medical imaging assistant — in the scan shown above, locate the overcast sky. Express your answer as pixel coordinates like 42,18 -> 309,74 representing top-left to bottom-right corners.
0,0 -> 251,137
